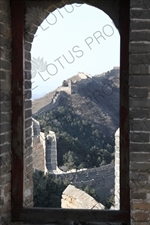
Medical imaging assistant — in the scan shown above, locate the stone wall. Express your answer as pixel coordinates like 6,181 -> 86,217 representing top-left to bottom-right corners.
129,1 -> 150,223
32,120 -> 47,173
32,117 -> 40,136
58,164 -> 115,206
33,91 -> 61,116
46,131 -> 58,171
114,128 -> 119,209
61,185 -> 105,209
0,0 -> 12,224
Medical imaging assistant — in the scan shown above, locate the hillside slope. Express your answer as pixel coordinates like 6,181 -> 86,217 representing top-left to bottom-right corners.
33,68 -> 120,170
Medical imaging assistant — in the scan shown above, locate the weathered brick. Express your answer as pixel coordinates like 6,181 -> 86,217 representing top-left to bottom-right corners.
0,10 -> 10,24
25,127 -> 32,139
25,109 -> 32,119
130,192 -> 146,200
24,137 -> 32,150
130,162 -> 150,171
132,211 -> 149,221
0,133 -> 6,144
130,132 -> 149,142
132,202 -> 150,210
129,42 -> 150,53
130,108 -> 150,119
0,165 -> 11,174
0,59 -> 11,70
24,41 -> 32,52
25,23 -> 38,35
130,142 -> 150,153
1,203 -> 11,214
0,102 -> 11,113
0,70 -> 5,80
131,20 -> 150,30
25,61 -> 31,70
24,146 -> 32,158
0,143 -> 11,155
4,183 -> 11,194
0,1 -> 10,12
25,100 -> 32,110
25,80 -> 32,90
130,31 -> 150,42
25,89 -> 32,99
25,71 -> 32,80
131,223 -> 149,225
129,98 -> 150,108
3,173 -> 11,184
130,0 -> 150,9
129,53 -> 150,66
130,152 -> 150,162
0,36 -> 11,48
0,79 -> 11,91
24,179 -> 32,190
129,87 -> 149,98
0,197 -> 4,205
129,75 -> 150,87
26,163 -> 33,174
0,22 -> 11,38
25,118 -> 32,129
129,63 -> 150,75
130,120 -> 150,132
25,155 -> 33,168
130,9 -> 150,20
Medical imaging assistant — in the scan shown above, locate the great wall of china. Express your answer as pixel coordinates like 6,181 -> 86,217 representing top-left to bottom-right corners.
32,117 -> 120,207
33,72 -> 94,116
32,70 -> 120,208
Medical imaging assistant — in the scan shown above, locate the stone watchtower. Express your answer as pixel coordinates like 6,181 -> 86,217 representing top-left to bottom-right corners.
46,131 -> 58,171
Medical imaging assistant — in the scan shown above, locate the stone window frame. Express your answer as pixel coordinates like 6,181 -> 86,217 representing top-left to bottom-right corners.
11,0 -> 130,224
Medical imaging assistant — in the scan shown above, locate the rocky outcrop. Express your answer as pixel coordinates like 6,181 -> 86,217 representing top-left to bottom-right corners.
61,185 -> 105,210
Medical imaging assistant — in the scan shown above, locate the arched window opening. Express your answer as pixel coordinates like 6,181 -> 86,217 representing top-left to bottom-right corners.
31,3 -> 120,210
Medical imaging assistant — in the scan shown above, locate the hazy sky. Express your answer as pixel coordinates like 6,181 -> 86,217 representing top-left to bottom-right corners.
31,3 -> 120,100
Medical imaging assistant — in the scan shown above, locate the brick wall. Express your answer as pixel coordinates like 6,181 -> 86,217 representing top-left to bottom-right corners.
0,0 -> 12,224
129,0 -> 150,224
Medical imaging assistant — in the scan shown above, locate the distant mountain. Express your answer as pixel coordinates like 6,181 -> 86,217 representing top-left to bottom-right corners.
33,68 -> 120,170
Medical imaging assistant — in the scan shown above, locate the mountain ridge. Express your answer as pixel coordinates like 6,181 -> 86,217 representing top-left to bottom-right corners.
32,67 -> 120,117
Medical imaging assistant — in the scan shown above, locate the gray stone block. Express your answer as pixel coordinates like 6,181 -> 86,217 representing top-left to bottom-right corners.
129,75 -> 150,87
25,100 -> 32,110
130,108 -> 150,119
0,59 -> 11,71
129,87 -> 149,98
130,31 -> 150,41
25,61 -> 32,70
130,132 -> 149,142
130,20 -> 150,30
130,152 -> 150,162
130,9 -> 150,20
130,143 -> 150,152
130,0 -> 150,9
129,42 -> 150,53
25,109 -> 32,119
130,119 -> 150,132
129,98 -> 150,108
